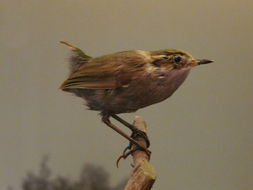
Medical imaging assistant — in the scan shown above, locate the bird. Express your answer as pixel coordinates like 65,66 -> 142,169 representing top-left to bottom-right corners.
59,41 -> 213,159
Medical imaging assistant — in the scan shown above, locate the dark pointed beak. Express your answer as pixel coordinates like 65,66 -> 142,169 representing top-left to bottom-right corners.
197,59 -> 214,65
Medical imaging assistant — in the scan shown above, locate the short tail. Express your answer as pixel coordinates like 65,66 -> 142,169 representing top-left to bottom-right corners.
60,41 -> 92,73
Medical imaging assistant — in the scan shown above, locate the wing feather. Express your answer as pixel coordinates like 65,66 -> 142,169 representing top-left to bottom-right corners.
60,51 -> 149,91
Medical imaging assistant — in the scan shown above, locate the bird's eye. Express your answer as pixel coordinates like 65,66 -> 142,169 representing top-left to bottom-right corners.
174,55 -> 181,63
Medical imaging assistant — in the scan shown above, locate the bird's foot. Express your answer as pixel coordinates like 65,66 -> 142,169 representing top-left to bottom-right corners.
116,146 -> 139,167
101,113 -> 151,167
131,128 -> 150,148
116,130 -> 151,167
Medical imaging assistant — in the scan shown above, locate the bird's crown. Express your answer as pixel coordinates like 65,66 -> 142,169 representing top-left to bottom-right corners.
151,49 -> 193,58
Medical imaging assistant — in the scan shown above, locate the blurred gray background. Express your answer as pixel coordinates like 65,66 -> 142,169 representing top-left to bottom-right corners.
1,0 -> 252,189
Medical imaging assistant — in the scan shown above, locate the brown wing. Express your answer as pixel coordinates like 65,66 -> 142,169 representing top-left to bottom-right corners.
60,51 -> 148,91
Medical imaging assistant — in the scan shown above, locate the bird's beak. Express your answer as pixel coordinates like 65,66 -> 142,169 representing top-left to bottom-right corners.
197,59 -> 214,65
189,59 -> 213,67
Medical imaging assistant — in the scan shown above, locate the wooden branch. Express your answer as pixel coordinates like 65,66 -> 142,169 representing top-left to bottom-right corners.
123,116 -> 157,190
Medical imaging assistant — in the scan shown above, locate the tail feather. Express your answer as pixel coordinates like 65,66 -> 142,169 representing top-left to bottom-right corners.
60,41 -> 92,73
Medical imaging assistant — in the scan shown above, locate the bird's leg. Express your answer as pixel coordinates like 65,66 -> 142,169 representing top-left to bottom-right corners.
106,114 -> 151,166
111,114 -> 150,148
101,114 -> 151,157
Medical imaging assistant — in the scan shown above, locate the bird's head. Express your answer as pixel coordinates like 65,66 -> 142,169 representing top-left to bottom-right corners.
150,49 -> 213,69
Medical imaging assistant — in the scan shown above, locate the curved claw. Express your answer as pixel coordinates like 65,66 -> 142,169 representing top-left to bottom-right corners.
122,144 -> 132,156
116,150 -> 133,168
116,146 -> 151,167
116,142 -> 134,167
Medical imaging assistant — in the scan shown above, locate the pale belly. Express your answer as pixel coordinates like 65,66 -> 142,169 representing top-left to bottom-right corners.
84,68 -> 191,114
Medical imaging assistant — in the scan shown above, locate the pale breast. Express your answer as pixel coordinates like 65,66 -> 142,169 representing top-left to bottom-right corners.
99,68 -> 191,113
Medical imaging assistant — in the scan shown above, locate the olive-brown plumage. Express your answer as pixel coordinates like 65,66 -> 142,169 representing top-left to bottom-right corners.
60,41 -> 213,159
60,42 -> 212,114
